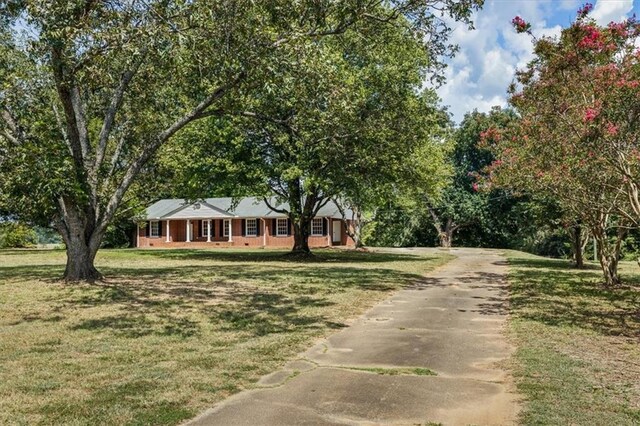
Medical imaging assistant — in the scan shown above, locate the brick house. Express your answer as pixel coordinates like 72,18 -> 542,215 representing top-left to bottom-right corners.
136,197 -> 354,248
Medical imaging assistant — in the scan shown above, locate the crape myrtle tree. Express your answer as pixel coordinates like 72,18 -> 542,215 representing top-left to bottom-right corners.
0,1 -> 484,279
484,5 -> 640,285
163,21 -> 453,254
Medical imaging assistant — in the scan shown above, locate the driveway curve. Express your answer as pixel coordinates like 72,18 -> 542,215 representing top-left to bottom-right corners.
188,247 -> 520,425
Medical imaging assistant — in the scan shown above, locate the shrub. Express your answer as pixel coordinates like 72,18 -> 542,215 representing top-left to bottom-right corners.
0,222 -> 38,248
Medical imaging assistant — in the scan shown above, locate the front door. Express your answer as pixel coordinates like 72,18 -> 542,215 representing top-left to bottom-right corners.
332,220 -> 341,244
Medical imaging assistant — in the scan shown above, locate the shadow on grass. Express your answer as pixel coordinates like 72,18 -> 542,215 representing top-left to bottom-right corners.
509,257 -> 602,271
509,256 -> 640,338
1,248 -> 435,339
15,261 -> 421,339
133,248 -> 427,264
0,264 -> 65,282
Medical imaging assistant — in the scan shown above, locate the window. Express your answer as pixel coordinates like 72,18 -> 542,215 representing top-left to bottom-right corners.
201,220 -> 210,237
276,218 -> 288,236
311,218 -> 324,236
224,219 -> 230,237
150,221 -> 160,238
245,218 -> 257,236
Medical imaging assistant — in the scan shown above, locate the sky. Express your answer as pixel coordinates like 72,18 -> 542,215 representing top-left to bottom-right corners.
437,0 -> 640,123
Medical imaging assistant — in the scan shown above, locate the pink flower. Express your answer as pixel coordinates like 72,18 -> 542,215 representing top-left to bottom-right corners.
578,25 -> 604,50
472,183 -> 480,192
578,3 -> 594,18
608,21 -> 629,37
584,108 -> 598,122
512,16 -> 530,33
606,123 -> 619,135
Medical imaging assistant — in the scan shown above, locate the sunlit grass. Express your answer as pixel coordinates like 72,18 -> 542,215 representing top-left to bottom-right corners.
507,252 -> 640,425
0,247 -> 452,425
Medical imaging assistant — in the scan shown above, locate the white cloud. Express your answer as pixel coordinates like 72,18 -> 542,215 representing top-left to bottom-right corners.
435,0 -> 637,123
591,0 -> 634,25
436,1 -> 557,122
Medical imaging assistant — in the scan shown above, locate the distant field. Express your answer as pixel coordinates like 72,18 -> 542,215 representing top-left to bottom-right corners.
0,248 -> 452,425
507,252 -> 640,425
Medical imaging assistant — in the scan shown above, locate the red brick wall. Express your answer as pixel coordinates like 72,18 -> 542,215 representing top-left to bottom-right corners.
137,218 -> 352,248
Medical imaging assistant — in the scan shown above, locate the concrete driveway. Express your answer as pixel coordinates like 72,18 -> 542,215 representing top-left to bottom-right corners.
188,248 -> 520,425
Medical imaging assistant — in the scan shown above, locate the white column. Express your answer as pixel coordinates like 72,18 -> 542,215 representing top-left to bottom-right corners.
327,218 -> 331,246
228,219 -> 233,242
186,219 -> 191,242
207,219 -> 211,242
166,220 -> 170,243
262,219 -> 266,247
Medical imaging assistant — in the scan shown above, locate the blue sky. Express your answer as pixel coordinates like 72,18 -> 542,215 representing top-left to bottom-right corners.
437,0 -> 640,123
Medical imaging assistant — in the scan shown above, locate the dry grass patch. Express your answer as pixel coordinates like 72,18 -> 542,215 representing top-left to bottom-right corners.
0,247 -> 451,425
507,252 -> 640,425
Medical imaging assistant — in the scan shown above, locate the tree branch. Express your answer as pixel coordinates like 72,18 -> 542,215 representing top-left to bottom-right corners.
1,107 -> 25,145
98,73 -> 247,234
94,55 -> 145,174
263,196 -> 289,215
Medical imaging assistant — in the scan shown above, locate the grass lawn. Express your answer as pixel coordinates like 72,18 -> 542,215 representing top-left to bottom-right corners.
0,247 -> 451,425
507,252 -> 640,425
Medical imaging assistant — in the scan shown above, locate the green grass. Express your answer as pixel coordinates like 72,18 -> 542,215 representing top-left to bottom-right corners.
507,252 -> 640,425
0,247 -> 452,425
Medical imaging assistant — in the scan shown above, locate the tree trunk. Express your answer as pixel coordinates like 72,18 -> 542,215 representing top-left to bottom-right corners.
437,218 -> 455,248
569,225 -> 585,268
64,236 -> 102,281
352,215 -> 365,249
427,204 -> 456,248
438,230 -> 453,248
591,222 -> 624,287
56,197 -> 105,282
291,218 -> 311,254
333,200 -> 367,250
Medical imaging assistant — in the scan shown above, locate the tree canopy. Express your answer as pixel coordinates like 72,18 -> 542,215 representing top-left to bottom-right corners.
0,0 -> 483,279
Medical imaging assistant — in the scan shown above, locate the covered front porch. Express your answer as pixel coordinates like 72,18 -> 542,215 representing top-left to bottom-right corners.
138,217 -> 238,247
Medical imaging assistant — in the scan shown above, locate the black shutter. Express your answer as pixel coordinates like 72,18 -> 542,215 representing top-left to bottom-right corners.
287,218 -> 291,236
158,221 -> 163,237
256,220 -> 261,236
146,221 -> 150,237
241,219 -> 246,236
211,220 -> 215,238
272,219 -> 276,235
322,218 -> 328,236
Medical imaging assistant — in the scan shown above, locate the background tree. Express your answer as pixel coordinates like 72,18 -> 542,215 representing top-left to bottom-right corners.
0,0 -> 484,279
402,107 -> 523,248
